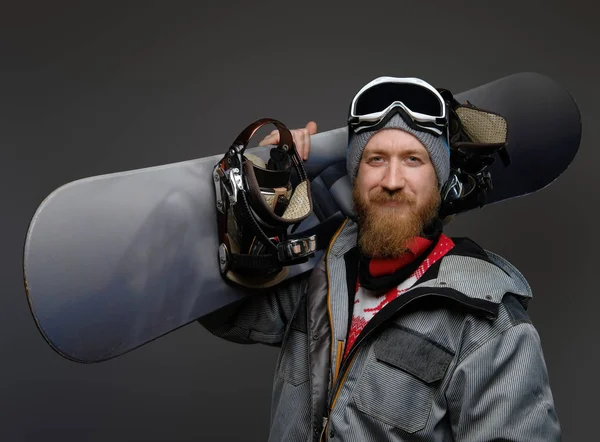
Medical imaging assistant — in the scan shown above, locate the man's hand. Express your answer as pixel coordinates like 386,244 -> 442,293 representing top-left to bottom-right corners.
258,121 -> 317,161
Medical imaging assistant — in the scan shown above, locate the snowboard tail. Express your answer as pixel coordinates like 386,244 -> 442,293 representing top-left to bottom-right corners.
23,72 -> 581,363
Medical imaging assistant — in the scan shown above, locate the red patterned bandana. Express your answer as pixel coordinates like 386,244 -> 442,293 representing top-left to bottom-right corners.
344,234 -> 455,359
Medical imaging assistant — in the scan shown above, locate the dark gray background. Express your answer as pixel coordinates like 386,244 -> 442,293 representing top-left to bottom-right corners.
1,1 -> 597,441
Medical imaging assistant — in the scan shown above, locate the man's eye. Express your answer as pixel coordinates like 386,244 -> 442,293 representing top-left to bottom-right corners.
368,156 -> 384,163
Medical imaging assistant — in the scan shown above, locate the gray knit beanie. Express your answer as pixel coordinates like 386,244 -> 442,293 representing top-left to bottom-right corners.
347,113 -> 451,190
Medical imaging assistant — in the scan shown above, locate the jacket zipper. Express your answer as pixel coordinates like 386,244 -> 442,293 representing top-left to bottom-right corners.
320,350 -> 357,441
318,219 -> 348,441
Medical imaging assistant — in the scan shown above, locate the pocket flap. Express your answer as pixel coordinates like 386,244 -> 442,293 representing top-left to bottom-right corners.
374,326 -> 454,383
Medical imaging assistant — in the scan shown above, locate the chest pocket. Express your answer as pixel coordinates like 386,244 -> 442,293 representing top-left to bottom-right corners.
352,325 -> 454,434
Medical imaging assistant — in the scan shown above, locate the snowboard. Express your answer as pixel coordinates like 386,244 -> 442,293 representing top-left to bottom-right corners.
23,72 -> 581,363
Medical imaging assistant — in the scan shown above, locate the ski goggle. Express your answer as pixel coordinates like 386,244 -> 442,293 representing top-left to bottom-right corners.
348,76 -> 449,137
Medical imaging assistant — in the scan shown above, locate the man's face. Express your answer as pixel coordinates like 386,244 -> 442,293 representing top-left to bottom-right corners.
352,128 -> 441,259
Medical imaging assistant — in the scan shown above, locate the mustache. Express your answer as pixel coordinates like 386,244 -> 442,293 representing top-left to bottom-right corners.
369,190 -> 415,205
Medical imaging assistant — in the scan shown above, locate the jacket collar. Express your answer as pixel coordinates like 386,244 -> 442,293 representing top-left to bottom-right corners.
329,218 -> 533,306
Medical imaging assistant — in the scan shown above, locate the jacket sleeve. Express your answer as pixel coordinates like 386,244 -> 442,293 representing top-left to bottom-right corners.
197,272 -> 311,347
446,322 -> 561,441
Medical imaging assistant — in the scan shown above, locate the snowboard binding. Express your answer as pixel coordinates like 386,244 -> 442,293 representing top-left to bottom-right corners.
213,118 -> 316,288
439,89 -> 511,218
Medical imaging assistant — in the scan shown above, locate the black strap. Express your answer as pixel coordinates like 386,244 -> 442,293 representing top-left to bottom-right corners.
234,189 -> 279,254
228,248 -> 310,271
229,251 -> 281,270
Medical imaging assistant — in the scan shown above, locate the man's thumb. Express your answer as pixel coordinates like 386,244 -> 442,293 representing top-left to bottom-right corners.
306,121 -> 318,135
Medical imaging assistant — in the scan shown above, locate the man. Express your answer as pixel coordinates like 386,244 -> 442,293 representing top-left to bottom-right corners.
199,76 -> 561,441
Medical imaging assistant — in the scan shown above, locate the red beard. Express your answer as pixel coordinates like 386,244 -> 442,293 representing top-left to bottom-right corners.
352,183 -> 441,259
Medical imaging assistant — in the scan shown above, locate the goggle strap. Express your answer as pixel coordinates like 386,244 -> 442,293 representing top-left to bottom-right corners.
351,107 -> 445,137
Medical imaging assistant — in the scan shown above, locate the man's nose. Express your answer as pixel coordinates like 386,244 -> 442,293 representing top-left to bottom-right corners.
381,162 -> 406,191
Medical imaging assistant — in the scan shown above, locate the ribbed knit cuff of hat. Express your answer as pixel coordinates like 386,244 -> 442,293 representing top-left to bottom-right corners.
346,113 -> 450,189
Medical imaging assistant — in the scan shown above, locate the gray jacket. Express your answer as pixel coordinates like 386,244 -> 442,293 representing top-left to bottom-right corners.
200,219 -> 561,441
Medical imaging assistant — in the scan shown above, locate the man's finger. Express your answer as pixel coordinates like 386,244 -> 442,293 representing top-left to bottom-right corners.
292,131 -> 302,157
290,131 -> 299,148
299,122 -> 317,160
297,129 -> 310,161
258,133 -> 279,146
